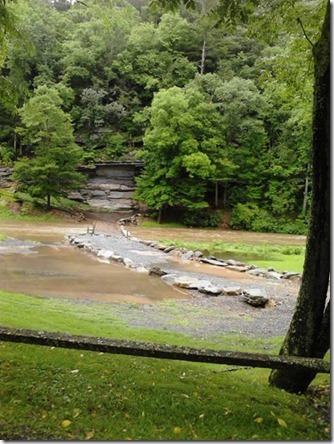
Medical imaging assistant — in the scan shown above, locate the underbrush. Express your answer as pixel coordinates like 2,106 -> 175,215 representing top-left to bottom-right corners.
0,291 -> 330,440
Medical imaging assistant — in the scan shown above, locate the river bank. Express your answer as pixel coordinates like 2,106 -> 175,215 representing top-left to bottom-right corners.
67,220 -> 301,340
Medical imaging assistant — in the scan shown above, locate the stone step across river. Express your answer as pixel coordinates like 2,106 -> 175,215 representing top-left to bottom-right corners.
68,221 -> 302,309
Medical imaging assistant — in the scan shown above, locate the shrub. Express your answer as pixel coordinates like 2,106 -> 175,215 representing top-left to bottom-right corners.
230,203 -> 260,230
182,210 -> 221,228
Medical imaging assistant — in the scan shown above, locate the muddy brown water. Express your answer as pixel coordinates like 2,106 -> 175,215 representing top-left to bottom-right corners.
0,220 -> 188,304
0,220 -> 305,304
129,226 -> 306,246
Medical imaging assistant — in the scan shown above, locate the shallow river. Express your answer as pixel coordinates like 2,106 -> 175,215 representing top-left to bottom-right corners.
0,220 -> 187,304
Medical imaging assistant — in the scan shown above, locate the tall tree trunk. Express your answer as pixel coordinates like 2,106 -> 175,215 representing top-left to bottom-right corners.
200,36 -> 206,75
269,1 -> 330,394
157,207 -> 163,224
302,162 -> 310,214
214,181 -> 219,208
47,193 -> 51,209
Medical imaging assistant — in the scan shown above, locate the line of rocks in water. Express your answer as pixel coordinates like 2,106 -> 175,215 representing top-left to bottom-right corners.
118,223 -> 302,283
67,222 -> 301,309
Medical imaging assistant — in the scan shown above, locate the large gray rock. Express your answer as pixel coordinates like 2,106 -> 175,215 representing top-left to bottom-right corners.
222,286 -> 242,296
240,295 -> 269,308
200,258 -> 227,267
247,268 -> 267,277
198,284 -> 222,296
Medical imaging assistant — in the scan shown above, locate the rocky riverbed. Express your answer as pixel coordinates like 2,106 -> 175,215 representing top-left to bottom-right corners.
68,222 -> 301,342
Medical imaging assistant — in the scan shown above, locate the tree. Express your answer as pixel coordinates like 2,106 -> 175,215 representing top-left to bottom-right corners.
13,85 -> 84,207
134,85 -> 221,222
150,0 -> 330,393
269,1 -> 330,393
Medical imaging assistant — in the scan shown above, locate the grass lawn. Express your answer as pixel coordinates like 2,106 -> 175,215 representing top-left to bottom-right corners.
158,239 -> 305,273
0,291 -> 330,440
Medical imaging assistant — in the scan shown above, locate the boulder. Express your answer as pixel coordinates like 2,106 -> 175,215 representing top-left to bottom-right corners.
182,250 -> 194,260
225,265 -> 250,272
266,271 -> 282,280
243,288 -> 267,298
164,245 -> 176,253
173,276 -> 202,289
161,274 -> 178,286
240,295 -> 269,308
200,258 -> 227,267
149,266 -> 168,277
122,257 -> 134,268
247,268 -> 267,277
96,249 -> 114,260
222,286 -> 242,296
198,284 -> 222,296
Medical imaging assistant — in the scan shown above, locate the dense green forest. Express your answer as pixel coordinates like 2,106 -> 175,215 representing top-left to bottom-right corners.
0,0 -> 325,232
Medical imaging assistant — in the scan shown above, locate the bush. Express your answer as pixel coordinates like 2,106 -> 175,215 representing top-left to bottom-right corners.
231,203 -> 309,235
182,210 -> 221,228
230,203 -> 260,230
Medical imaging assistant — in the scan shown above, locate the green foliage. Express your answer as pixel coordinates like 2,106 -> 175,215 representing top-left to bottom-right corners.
135,85 -> 223,217
12,86 -> 85,206
230,203 -> 308,235
182,209 -> 221,228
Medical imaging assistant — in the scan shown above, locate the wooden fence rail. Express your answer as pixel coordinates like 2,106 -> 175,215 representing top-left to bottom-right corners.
0,326 -> 330,374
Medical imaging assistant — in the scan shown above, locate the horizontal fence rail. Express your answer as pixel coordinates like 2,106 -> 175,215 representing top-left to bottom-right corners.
0,326 -> 330,374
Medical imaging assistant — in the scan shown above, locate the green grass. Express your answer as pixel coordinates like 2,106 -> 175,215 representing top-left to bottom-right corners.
0,291 -> 330,440
159,239 -> 305,273
0,291 -> 280,352
141,220 -> 186,228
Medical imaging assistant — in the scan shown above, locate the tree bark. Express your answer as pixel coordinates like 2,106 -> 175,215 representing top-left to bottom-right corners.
200,36 -> 206,74
269,1 -> 330,393
302,162 -> 310,214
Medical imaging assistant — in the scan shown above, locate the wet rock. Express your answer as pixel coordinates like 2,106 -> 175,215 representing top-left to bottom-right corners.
198,284 -> 222,296
164,245 -> 176,253
243,288 -> 267,298
266,271 -> 282,280
173,276 -> 202,289
282,271 -> 301,279
247,268 -> 267,277
193,250 -> 204,258
226,265 -> 249,272
109,254 -> 123,262
161,274 -> 178,286
149,266 -> 168,277
222,287 -> 242,296
154,242 -> 168,251
200,258 -> 226,267
97,249 -> 114,260
182,250 -> 194,261
240,295 -> 269,308
226,259 -> 245,266
123,257 -> 134,268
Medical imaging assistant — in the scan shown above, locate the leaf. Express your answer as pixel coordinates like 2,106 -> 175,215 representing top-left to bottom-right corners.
73,408 -> 81,418
173,427 -> 181,434
61,420 -> 72,428
85,431 -> 95,440
254,417 -> 263,423
199,413 -> 205,419
277,418 -> 288,428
